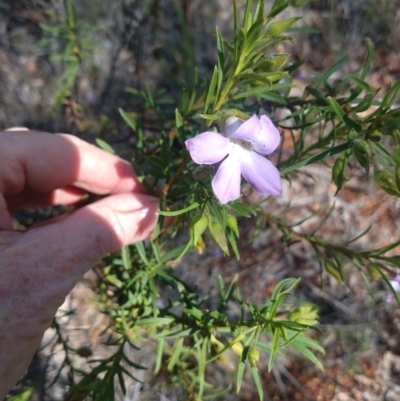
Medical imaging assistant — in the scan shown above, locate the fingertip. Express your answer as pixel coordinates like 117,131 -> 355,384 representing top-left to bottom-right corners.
73,192 -> 160,253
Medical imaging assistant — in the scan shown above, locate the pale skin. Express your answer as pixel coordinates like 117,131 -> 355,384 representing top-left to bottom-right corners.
0,129 -> 159,399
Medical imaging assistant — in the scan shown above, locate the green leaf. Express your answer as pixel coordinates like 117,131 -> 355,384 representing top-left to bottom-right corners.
396,165 -> 400,192
105,274 -> 123,288
175,108 -> 183,128
183,307 -> 203,320
95,138 -> 116,154
226,215 -> 239,237
117,370 -> 126,395
343,115 -> 362,132
351,92 -> 379,113
121,246 -> 131,270
135,242 -> 149,266
251,367 -> 264,401
268,0 -> 291,18
254,0 -> 265,21
119,108 -> 137,132
374,170 -> 400,197
208,221 -> 229,255
155,338 -> 164,373
135,317 -> 174,327
307,86 -> 329,104
242,0 -> 253,32
204,66 -> 218,113
198,338 -> 208,397
332,154 -> 349,193
221,274 -> 239,306
7,387 -> 34,401
360,38 -> 374,81
346,75 -> 372,93
372,142 -> 395,171
268,327 -> 281,372
191,214 -> 208,245
353,140 -> 371,174
325,260 -> 345,284
158,202 -> 200,216
122,353 -> 148,370
265,278 -> 300,320
227,231 -> 240,260
392,148 -> 400,165
290,339 -> 324,370
167,337 -> 184,371
312,56 -> 349,89
216,27 -> 224,96
286,25 -> 319,34
146,156 -> 168,170
327,96 -> 345,121
236,341 -> 251,393
232,82 -> 293,100
233,0 -> 239,60
160,244 -> 191,263
380,81 -> 400,111
268,17 -> 301,36
229,202 -> 259,217
280,141 -> 352,174
260,91 -> 287,104
157,328 -> 193,339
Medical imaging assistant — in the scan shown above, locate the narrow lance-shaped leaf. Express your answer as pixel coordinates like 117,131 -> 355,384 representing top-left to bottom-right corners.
360,38 -> 374,81
204,66 -> 219,113
121,246 -> 131,270
268,327 -> 281,372
268,17 -> 301,36
280,141 -> 352,175
251,366 -> 264,401
95,138 -> 116,154
167,337 -> 184,371
158,202 -> 200,216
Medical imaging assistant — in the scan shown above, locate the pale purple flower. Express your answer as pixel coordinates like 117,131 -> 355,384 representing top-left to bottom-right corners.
385,275 -> 400,303
185,114 -> 282,204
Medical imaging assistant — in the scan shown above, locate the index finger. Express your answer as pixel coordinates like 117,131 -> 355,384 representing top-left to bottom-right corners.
0,130 -> 145,197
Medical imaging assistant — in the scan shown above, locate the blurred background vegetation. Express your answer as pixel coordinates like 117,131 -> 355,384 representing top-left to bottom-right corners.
1,0 -> 399,137
2,0 -> 400,400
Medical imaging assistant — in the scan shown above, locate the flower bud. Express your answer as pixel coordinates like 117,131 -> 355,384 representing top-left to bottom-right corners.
288,305 -> 319,326
248,348 -> 260,368
191,214 -> 208,246
332,154 -> 348,191
367,263 -> 382,280
367,131 -> 381,142
325,260 -> 344,284
210,334 -> 225,351
353,139 -> 371,173
227,215 -> 239,237
209,221 -> 229,255
374,170 -> 400,197
231,341 -> 244,356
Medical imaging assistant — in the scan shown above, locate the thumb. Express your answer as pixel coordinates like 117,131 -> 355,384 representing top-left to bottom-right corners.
3,192 -> 159,312
36,192 -> 159,284
0,193 -> 159,397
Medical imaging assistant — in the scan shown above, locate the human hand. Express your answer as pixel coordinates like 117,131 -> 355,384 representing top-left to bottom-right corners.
0,129 -> 159,398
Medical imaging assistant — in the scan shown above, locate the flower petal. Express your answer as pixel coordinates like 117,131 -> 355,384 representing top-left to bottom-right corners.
251,115 -> 281,155
212,154 -> 241,204
185,132 -> 230,164
228,114 -> 261,141
240,151 -> 282,195
225,116 -> 245,137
